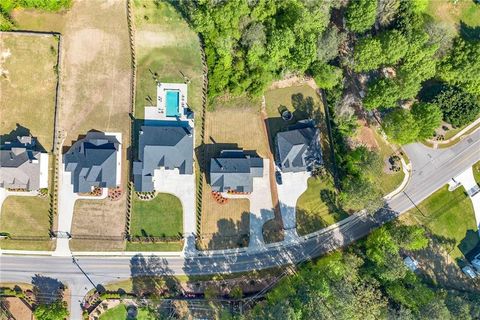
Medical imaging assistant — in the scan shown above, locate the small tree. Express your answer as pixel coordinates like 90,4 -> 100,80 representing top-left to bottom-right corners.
204,285 -> 219,300
309,62 -> 343,89
229,285 -> 243,299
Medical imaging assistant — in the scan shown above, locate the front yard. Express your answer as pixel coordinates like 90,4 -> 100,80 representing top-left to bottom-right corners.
399,185 -> 478,261
69,194 -> 127,252
131,193 -> 183,238
0,196 -> 54,251
296,177 -> 348,236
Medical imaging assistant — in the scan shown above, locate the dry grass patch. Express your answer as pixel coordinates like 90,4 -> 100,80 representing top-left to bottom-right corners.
0,196 -> 54,251
70,193 -> 127,251
199,184 -> 250,250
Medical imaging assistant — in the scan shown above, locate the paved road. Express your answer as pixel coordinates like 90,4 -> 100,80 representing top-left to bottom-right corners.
1,128 -> 480,319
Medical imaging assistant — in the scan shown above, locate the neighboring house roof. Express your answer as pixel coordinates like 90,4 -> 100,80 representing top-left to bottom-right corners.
209,150 -> 263,193
0,136 -> 43,191
133,124 -> 194,192
63,132 -> 120,193
275,123 -> 322,173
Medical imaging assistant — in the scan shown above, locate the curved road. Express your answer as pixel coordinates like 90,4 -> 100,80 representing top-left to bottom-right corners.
1,128 -> 480,318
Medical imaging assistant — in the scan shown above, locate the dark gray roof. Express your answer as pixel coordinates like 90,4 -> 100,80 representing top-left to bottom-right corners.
133,125 -> 194,192
63,132 -> 120,193
0,136 -> 42,190
275,125 -> 322,173
210,150 -> 263,193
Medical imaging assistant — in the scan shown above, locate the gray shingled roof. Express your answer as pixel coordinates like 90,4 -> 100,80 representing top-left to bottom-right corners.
63,132 -> 120,193
0,136 -> 42,190
133,125 -> 194,192
210,150 -> 263,193
275,125 -> 322,173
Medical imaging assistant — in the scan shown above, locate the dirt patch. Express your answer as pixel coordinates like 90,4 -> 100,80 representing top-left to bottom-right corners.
269,75 -> 317,91
136,30 -> 176,48
352,120 -> 379,150
70,193 -> 127,251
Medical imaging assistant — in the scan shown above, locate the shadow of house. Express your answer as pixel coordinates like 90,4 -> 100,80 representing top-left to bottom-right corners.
0,124 -> 46,153
206,211 -> 250,250
31,275 -> 64,305
130,254 -> 181,298
461,230 -> 480,261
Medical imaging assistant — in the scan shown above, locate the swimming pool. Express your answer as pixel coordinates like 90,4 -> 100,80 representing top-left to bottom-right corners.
166,90 -> 180,117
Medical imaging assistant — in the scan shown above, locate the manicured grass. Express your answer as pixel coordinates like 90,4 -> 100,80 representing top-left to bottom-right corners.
400,185 -> 478,260
0,33 -> 57,152
296,177 -> 348,235
125,241 -> 183,252
131,193 -> 183,238
99,304 -> 127,320
133,0 -> 203,119
472,161 -> 480,184
370,130 -> 405,196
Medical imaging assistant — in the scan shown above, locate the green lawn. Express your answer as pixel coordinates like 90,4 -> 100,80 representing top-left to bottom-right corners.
370,130 -> 405,196
401,185 -> 478,260
125,241 -> 183,252
473,161 -> 480,184
0,196 -> 54,251
99,304 -> 156,320
296,177 -> 348,235
133,0 -> 203,119
131,193 -> 183,238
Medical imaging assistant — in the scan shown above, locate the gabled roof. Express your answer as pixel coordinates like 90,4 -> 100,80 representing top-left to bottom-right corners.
209,150 -> 263,193
63,132 -> 120,193
275,124 -> 322,173
0,136 -> 43,190
133,124 -> 194,192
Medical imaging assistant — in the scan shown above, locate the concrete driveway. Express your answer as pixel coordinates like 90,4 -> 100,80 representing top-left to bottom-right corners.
453,167 -> 480,233
153,168 -> 196,254
276,171 -> 310,243
223,159 -> 275,249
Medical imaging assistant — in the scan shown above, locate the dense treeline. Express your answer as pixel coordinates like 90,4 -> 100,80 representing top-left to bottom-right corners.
179,0 -> 342,99
0,0 -> 71,30
241,223 -> 480,320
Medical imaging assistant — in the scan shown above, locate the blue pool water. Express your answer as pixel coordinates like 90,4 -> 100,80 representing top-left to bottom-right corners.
166,90 -> 180,117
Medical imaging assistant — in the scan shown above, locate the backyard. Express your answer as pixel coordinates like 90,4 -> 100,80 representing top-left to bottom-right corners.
399,185 -> 478,261
133,0 -> 203,119
0,196 -> 54,251
426,0 -> 480,38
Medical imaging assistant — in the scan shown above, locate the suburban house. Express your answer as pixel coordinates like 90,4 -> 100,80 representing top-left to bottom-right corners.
209,150 -> 263,193
275,121 -> 322,173
63,131 -> 121,193
0,135 -> 48,191
133,123 -> 194,192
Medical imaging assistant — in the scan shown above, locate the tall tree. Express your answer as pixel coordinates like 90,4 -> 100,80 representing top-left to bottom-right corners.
411,102 -> 442,140
382,108 -> 420,144
346,0 -> 378,33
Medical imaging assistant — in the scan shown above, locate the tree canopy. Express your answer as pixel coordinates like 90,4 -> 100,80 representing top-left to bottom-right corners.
411,102 -> 443,140
346,0 -> 378,33
434,87 -> 480,127
33,301 -> 69,320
